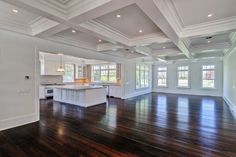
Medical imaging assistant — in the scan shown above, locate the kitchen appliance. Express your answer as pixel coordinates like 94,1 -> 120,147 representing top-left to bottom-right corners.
45,87 -> 54,97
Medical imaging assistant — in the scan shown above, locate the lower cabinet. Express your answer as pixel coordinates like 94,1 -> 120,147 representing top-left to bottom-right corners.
109,85 -> 122,98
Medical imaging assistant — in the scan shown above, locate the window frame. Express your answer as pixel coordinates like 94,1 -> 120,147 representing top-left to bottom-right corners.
177,65 -> 190,88
157,66 -> 168,88
135,64 -> 150,90
201,65 -> 216,89
63,63 -> 75,83
91,63 -> 117,83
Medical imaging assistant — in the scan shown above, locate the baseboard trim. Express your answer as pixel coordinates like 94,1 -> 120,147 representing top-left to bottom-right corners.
152,90 -> 222,97
123,90 -> 152,99
223,96 -> 236,118
0,113 -> 39,131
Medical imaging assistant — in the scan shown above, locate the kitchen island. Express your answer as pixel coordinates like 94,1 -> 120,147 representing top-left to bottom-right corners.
53,85 -> 107,107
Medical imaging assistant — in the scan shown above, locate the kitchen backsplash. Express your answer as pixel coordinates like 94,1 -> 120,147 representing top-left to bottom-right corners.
40,75 -> 63,84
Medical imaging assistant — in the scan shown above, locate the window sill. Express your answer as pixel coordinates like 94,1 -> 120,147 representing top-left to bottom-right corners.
135,87 -> 150,90
201,87 -> 216,90
157,86 -> 168,88
176,86 -> 191,89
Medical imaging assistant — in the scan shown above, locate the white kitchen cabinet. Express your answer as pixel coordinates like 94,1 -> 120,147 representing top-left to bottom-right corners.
40,60 -> 64,76
39,86 -> 45,99
109,85 -> 122,98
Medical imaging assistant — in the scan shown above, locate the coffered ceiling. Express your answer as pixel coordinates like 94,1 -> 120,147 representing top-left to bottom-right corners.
1,0 -> 236,61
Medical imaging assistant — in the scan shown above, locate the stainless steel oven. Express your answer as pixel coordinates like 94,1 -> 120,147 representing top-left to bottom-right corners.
45,87 -> 53,97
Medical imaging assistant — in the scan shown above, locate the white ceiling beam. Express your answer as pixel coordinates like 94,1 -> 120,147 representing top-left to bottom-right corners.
190,42 -> 232,53
136,0 -> 191,58
97,43 -> 123,52
152,48 -> 181,56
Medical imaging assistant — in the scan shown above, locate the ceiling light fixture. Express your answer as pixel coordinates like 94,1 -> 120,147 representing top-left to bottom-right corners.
12,9 -> 18,13
116,14 -> 121,18
208,40 -> 211,43
163,46 -> 166,49
72,30 -> 76,33
57,53 -> 64,72
139,29 -> 143,33
98,39 -> 102,42
208,14 -> 213,17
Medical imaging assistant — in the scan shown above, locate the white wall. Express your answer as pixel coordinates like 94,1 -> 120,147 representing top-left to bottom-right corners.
153,58 -> 223,97
0,29 -> 125,131
223,49 -> 236,117
0,30 -> 39,131
123,62 -> 152,99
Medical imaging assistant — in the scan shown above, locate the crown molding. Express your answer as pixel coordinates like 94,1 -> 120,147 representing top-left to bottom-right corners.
0,18 -> 32,35
224,32 -> 236,56
30,17 -> 59,36
153,0 -> 183,36
181,16 -> 236,38
153,0 -> 236,39
47,35 -> 97,51
97,43 -> 123,52
79,20 -> 129,45
190,42 -> 232,53
68,0 -> 111,19
129,33 -> 170,46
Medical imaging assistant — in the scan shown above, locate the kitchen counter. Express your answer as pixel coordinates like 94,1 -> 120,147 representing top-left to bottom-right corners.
53,85 -> 107,107
54,85 -> 104,90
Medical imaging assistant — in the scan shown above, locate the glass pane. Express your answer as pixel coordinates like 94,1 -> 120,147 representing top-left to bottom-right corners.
63,64 -> 75,83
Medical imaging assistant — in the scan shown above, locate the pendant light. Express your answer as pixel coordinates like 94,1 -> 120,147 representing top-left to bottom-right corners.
57,53 -> 65,72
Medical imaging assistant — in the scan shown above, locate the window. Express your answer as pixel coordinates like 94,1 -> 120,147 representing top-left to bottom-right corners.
177,66 -> 189,87
202,65 -> 215,88
63,64 -> 75,83
157,67 -> 167,87
91,64 -> 117,83
136,64 -> 150,89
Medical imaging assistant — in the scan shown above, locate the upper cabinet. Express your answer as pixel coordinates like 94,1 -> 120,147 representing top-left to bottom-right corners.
40,52 -> 64,76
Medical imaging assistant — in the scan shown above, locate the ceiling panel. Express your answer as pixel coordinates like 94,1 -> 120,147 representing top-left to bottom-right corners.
148,42 -> 176,50
190,33 -> 231,46
56,29 -> 107,46
0,1 -> 40,27
172,0 -> 236,26
95,4 -> 161,38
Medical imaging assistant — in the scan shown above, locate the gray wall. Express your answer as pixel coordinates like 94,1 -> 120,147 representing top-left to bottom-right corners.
153,58 -> 223,96
223,49 -> 236,117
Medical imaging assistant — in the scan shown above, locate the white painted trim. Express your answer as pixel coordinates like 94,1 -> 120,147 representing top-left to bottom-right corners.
152,90 -> 221,97
223,96 -> 236,118
123,89 -> 152,99
0,113 -> 39,131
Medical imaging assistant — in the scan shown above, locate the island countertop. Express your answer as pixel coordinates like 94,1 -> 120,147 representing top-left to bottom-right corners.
53,85 -> 105,90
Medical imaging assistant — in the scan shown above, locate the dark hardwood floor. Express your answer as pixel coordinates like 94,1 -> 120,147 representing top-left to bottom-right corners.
1,93 -> 236,157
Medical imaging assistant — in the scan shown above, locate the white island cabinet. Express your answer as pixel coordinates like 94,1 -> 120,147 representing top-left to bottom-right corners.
53,85 -> 107,107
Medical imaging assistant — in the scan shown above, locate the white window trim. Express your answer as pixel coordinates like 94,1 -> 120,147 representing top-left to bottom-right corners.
176,65 -> 191,88
201,64 -> 216,89
157,66 -> 168,88
91,63 -> 117,83
135,64 -> 150,90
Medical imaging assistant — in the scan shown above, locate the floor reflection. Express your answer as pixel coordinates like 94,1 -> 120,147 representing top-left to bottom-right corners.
177,96 -> 189,131
156,95 -> 168,128
135,96 -> 150,124
200,98 -> 216,130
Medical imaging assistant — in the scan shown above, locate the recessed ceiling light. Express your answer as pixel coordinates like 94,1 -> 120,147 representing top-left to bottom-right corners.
208,14 -> 213,17
116,14 -> 121,18
12,9 -> 18,13
208,40 -> 211,43
72,30 -> 76,33
98,39 -> 102,42
139,29 -> 143,33
162,46 -> 166,49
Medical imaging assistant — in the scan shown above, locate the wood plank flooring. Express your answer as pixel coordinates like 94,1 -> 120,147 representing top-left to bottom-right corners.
1,93 -> 236,157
